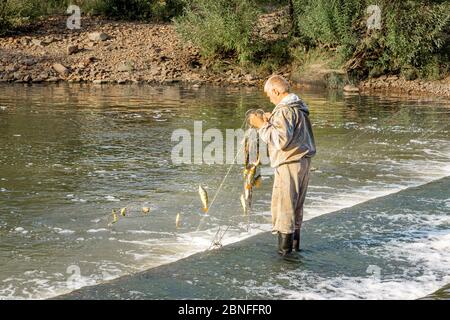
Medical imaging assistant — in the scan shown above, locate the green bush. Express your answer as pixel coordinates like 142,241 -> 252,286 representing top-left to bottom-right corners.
292,0 -> 450,80
293,0 -> 362,50
378,1 -> 449,79
174,0 -> 260,64
0,0 -> 183,34
0,0 -> 74,34
0,0 -> 10,33
2,0 -> 448,81
88,0 -> 184,21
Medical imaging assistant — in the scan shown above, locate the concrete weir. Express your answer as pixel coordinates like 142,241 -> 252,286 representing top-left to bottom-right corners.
56,177 -> 450,300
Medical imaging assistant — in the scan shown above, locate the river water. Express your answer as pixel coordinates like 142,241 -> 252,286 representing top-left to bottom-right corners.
0,84 -> 449,299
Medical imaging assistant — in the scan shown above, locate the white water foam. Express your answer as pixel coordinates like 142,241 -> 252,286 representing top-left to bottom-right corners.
2,151 -> 449,300
242,230 -> 450,300
86,228 -> 108,233
97,155 -> 450,299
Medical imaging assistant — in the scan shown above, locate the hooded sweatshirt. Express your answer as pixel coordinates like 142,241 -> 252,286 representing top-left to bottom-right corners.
258,93 -> 316,168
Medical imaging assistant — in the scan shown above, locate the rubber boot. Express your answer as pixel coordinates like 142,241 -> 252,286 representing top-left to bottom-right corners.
277,232 -> 283,255
278,232 -> 301,262
293,229 -> 300,252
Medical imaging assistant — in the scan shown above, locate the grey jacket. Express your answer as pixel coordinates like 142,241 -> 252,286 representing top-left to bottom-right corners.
258,93 -> 316,168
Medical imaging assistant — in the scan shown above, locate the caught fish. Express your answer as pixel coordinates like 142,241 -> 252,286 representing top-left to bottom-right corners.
198,185 -> 209,213
120,207 -> 127,217
241,127 -> 262,215
240,194 -> 248,215
244,186 -> 251,201
176,213 -> 181,228
108,210 -> 119,226
253,174 -> 262,188
245,162 -> 259,190
142,207 -> 150,214
243,135 -> 250,169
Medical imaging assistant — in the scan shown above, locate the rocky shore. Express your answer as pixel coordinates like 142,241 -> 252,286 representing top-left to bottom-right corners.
360,75 -> 450,99
1,16 -> 449,99
0,16 -> 267,86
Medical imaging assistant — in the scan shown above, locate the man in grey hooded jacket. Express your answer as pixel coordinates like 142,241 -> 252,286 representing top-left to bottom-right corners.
249,75 -> 316,261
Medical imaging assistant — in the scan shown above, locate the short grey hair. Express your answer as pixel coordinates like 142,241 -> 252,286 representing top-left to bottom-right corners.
264,75 -> 290,94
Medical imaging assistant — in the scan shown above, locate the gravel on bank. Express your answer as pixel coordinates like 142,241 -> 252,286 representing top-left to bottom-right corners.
0,16 -> 264,86
360,75 -> 450,99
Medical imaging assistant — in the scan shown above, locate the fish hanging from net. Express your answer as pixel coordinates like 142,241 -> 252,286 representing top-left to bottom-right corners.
209,109 -> 267,249
241,109 -> 265,219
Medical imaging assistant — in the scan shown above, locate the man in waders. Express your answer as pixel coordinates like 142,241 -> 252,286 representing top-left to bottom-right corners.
249,75 -> 316,262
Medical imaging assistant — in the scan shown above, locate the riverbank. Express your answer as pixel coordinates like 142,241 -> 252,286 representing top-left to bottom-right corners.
0,16 -> 265,86
1,16 -> 449,99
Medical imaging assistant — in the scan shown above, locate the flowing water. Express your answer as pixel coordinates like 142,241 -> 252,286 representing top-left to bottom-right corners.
59,176 -> 450,300
0,84 -> 449,299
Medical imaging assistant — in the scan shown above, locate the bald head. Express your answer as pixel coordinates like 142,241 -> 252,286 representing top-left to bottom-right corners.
264,75 -> 290,95
263,75 -> 291,105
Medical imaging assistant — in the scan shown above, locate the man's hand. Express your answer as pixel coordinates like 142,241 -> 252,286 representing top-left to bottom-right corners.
248,113 -> 267,129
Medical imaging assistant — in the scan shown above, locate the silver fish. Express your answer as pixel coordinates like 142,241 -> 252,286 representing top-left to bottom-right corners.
240,194 -> 248,215
253,174 -> 262,188
198,185 -> 209,213
176,213 -> 181,228
108,210 -> 119,226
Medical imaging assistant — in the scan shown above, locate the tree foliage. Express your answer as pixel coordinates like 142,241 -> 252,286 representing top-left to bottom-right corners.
292,0 -> 450,79
174,0 -> 260,64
